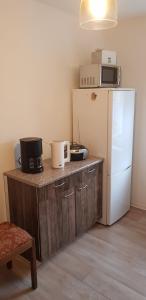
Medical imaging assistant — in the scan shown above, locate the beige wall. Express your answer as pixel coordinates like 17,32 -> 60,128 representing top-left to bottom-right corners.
1,1 -> 145,221
97,16 -> 146,210
0,0 -> 102,221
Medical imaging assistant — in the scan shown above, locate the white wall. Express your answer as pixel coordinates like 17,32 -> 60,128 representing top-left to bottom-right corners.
0,0 -> 102,221
97,16 -> 146,210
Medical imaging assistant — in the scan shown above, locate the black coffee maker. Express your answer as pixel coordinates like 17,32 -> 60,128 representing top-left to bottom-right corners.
20,137 -> 43,173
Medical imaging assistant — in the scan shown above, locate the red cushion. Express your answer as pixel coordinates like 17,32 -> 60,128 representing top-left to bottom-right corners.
0,222 -> 32,261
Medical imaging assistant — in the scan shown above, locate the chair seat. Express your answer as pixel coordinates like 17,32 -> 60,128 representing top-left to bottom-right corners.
0,222 -> 32,261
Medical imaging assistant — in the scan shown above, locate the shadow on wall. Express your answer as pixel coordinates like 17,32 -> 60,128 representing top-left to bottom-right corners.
0,142 -> 16,222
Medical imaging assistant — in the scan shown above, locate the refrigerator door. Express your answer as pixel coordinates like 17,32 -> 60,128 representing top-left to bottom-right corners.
107,167 -> 132,225
108,90 -> 135,175
73,89 -> 108,159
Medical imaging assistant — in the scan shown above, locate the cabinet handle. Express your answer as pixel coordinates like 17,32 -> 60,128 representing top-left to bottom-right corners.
78,187 -> 82,191
65,192 -> 74,198
88,168 -> 96,174
78,184 -> 88,191
54,182 -> 65,188
83,184 -> 88,190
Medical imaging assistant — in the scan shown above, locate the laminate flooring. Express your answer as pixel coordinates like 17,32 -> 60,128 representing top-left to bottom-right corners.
0,207 -> 146,300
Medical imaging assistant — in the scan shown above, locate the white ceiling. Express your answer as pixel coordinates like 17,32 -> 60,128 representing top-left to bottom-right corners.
39,0 -> 146,19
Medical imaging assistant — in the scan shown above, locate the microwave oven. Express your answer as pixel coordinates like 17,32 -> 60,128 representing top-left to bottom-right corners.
80,64 -> 121,88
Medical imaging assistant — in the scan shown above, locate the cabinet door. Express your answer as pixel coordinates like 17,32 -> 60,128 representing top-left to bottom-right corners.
38,176 -> 75,260
55,179 -> 76,248
75,163 -> 102,236
75,170 -> 88,235
62,191 -> 76,245
86,165 -> 100,228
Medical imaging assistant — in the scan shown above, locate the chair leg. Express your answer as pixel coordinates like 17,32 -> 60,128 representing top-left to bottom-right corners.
7,261 -> 13,269
30,239 -> 37,289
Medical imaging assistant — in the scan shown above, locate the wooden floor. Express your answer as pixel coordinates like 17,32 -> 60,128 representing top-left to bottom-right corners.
1,207 -> 146,300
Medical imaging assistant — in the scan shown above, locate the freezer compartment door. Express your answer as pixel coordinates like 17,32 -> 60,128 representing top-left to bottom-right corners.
107,167 -> 132,225
108,90 -> 135,175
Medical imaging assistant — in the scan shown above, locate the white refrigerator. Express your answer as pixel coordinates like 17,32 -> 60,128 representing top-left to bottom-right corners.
73,88 -> 135,225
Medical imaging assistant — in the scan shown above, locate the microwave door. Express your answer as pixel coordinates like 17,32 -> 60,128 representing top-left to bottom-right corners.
101,66 -> 120,87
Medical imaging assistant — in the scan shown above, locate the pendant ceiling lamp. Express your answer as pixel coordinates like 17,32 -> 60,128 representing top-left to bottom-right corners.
80,0 -> 118,30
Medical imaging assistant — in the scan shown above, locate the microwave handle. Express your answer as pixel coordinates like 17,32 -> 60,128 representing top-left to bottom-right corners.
117,66 -> 121,86
99,64 -> 102,87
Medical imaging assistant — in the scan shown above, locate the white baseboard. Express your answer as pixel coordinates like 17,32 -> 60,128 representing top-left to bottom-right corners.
131,202 -> 146,211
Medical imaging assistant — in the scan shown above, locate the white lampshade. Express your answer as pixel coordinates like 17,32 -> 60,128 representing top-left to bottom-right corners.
80,0 -> 118,30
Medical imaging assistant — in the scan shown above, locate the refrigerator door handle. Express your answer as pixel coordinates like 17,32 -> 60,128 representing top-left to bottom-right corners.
108,166 -> 132,176
125,166 -> 131,170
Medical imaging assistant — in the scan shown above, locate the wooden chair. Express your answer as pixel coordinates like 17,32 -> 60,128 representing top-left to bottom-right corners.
0,222 -> 37,289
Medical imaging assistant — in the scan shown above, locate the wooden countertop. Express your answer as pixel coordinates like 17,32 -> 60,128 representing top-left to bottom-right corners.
4,156 -> 103,188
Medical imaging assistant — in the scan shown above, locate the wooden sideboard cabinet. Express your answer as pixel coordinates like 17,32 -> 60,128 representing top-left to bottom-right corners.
5,157 -> 103,261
